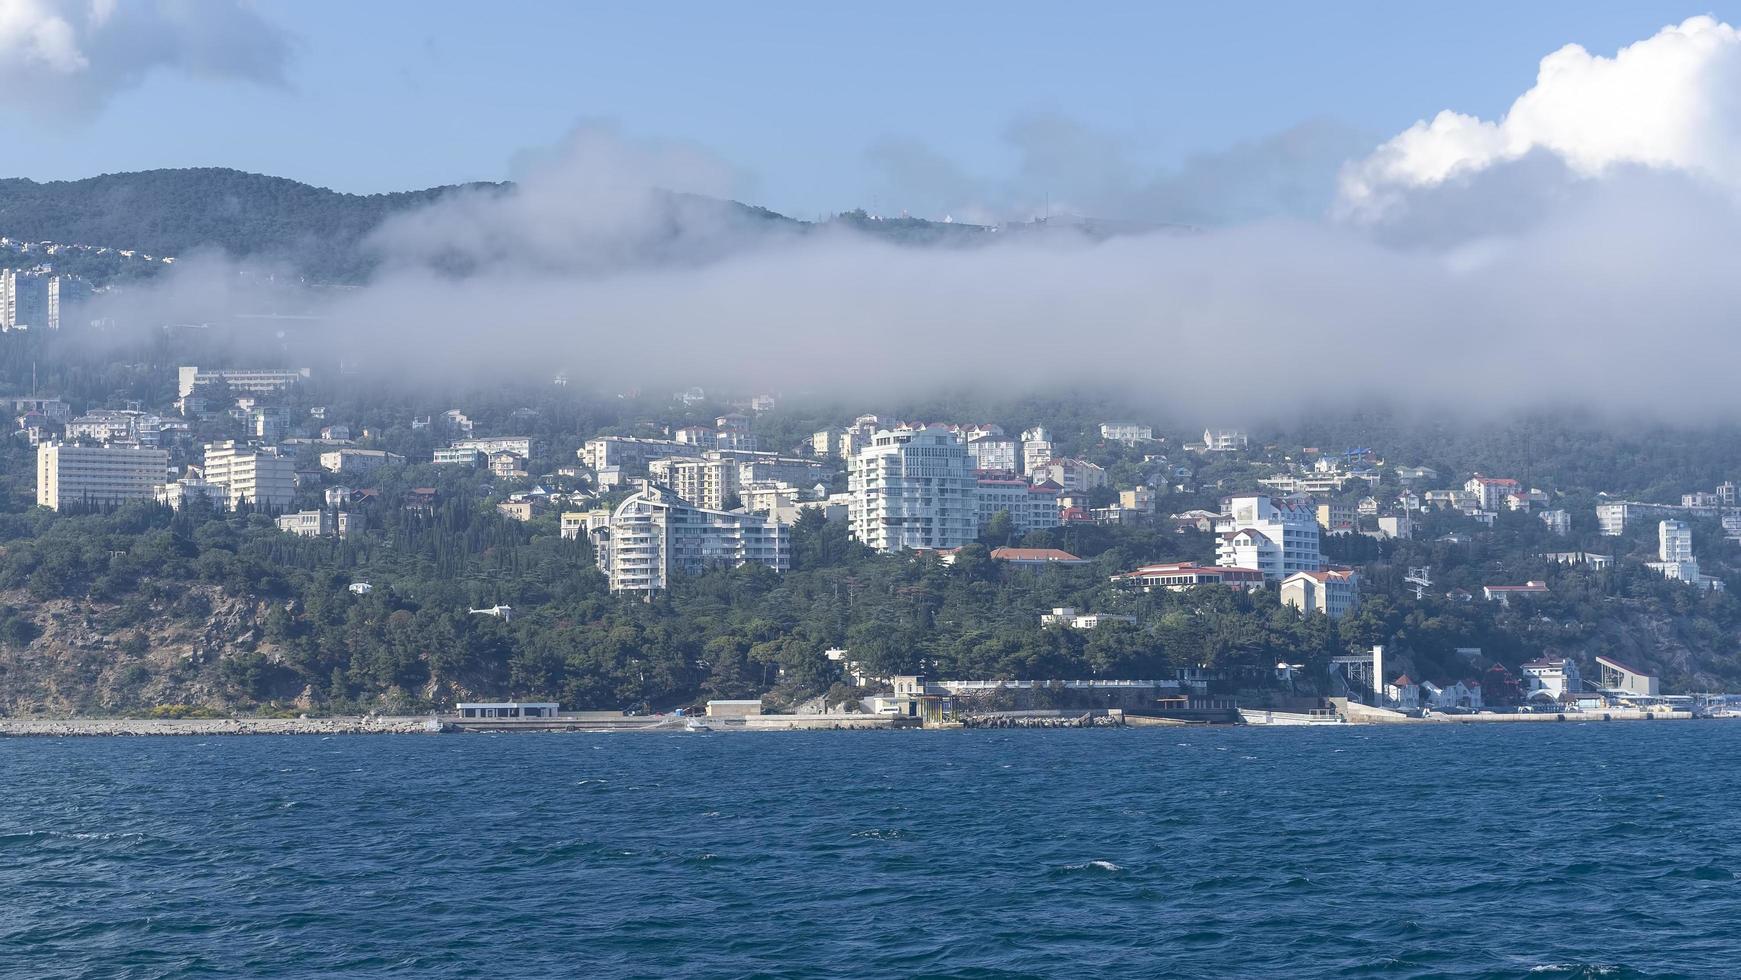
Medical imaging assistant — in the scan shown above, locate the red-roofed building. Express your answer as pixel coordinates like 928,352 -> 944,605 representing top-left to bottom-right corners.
990,547 -> 1088,566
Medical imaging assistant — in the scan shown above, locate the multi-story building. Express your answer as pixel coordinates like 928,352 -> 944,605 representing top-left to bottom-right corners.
1465,475 -> 1521,511
1203,429 -> 1249,452
848,426 -> 977,552
248,405 -> 289,443
1521,657 -> 1582,700
966,434 -> 1019,474
1099,422 -> 1153,445
591,482 -> 788,593
580,436 -> 702,478
319,448 -> 405,475
1215,494 -> 1323,581
1280,569 -> 1361,619
177,366 -> 310,400
202,441 -> 296,511
1020,426 -> 1053,473
1031,457 -> 1107,493
66,409 -> 149,445
1109,563 -> 1266,591
276,509 -> 341,538
1539,509 -> 1571,535
155,477 -> 220,510
432,448 -> 484,466
452,436 -> 536,459
649,454 -> 741,511
731,452 -> 830,488
1314,501 -> 1357,535
974,477 -> 1062,536
37,442 -> 169,510
0,270 -> 61,331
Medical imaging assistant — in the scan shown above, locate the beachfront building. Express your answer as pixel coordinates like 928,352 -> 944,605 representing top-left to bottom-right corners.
1521,657 -> 1582,700
591,482 -> 788,594
1215,494 -> 1323,581
1280,568 -> 1361,619
36,442 -> 169,510
202,440 -> 296,511
1595,655 -> 1660,697
848,426 -> 977,552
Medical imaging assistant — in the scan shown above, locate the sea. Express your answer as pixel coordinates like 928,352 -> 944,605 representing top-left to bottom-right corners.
4,722 -> 1740,979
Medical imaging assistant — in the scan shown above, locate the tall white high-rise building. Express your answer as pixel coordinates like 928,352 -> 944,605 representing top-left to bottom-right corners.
848,426 -> 977,552
648,454 -> 741,511
591,482 -> 788,593
0,269 -> 15,331
203,441 -> 296,511
1020,426 -> 1053,473
1660,519 -> 1694,563
1215,494 -> 1323,581
37,442 -> 169,510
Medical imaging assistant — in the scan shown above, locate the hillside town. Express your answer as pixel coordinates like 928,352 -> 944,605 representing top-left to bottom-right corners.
13,342 -> 1741,723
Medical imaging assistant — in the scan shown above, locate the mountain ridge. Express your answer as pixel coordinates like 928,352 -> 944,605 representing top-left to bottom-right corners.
0,167 -> 993,284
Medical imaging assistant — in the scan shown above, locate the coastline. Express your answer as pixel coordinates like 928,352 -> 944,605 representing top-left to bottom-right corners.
0,716 -> 439,737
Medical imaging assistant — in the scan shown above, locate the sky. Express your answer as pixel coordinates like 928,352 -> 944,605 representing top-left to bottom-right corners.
1,1 -> 1737,219
18,2 -> 1741,420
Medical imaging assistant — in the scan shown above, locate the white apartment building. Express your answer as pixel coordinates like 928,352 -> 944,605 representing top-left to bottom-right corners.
277,509 -> 341,538
1099,422 -> 1153,444
1215,494 -> 1323,581
1020,426 -> 1053,473
37,442 -> 169,510
202,441 -> 296,511
732,452 -> 830,487
1540,509 -> 1571,535
1660,519 -> 1695,564
649,454 -> 741,511
966,434 -> 1019,474
1465,475 -> 1521,511
452,436 -> 535,458
975,477 -> 1062,536
1031,457 -> 1107,493
1521,657 -> 1582,700
580,436 -> 702,477
65,409 -> 163,446
155,477 -> 220,510
591,482 -> 788,593
848,426 -> 978,552
1280,569 -> 1361,619
1203,429 -> 1249,452
432,448 -> 484,466
177,366 -> 310,399
0,270 -> 61,331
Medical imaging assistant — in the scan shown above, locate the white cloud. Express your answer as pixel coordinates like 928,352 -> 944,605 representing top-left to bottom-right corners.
1340,16 -> 1741,219
0,0 -> 291,116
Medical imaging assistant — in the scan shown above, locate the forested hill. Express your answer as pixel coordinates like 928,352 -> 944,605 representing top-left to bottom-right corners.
0,168 -> 500,283
0,168 -> 993,285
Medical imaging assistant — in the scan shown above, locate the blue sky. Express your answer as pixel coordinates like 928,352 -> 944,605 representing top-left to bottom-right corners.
1,2 -> 1735,218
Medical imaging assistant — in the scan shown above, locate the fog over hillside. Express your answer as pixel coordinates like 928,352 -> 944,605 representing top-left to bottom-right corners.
52,17 -> 1741,421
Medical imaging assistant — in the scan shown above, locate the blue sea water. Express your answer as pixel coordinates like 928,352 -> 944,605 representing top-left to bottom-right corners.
3,723 -> 1740,979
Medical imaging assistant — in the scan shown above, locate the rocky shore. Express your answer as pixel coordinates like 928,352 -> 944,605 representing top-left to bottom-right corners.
0,715 -> 439,737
